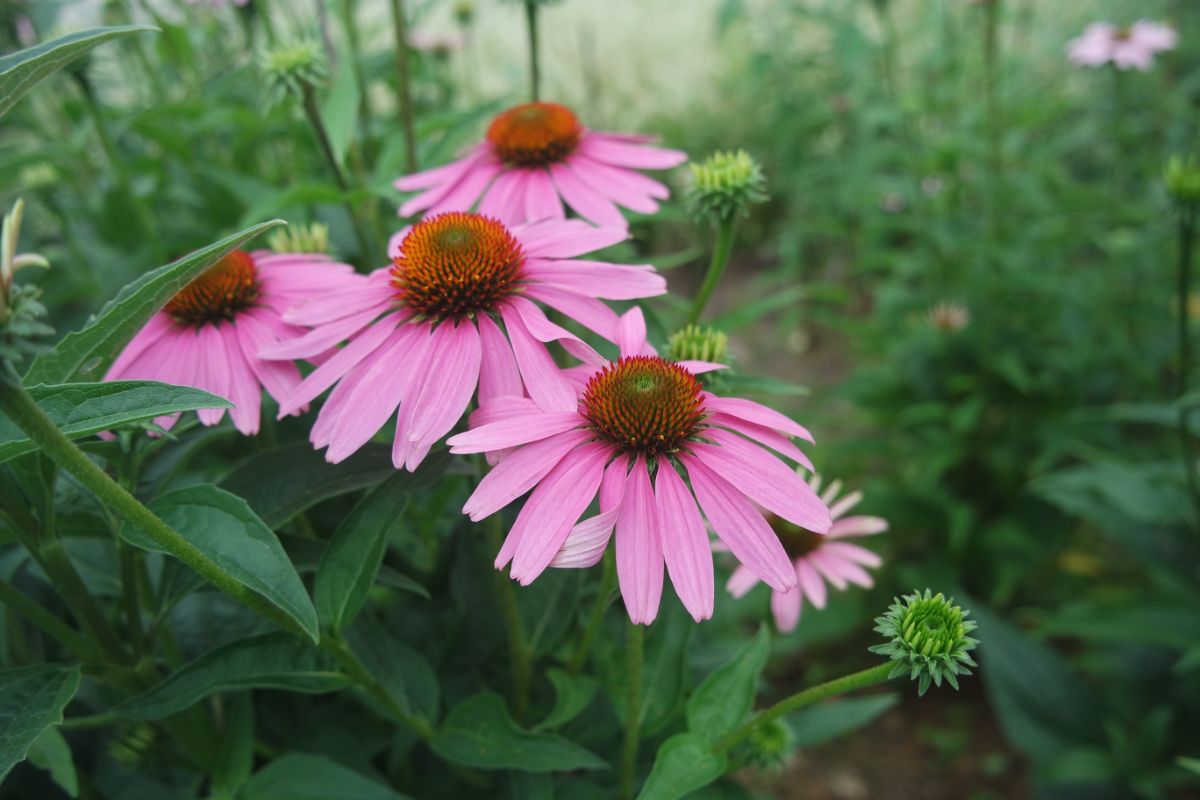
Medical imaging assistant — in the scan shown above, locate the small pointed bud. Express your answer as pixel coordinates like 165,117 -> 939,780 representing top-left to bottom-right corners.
268,222 -> 331,255
667,324 -> 729,364
1165,155 -> 1200,209
686,149 -> 767,225
261,40 -> 330,103
869,589 -> 979,697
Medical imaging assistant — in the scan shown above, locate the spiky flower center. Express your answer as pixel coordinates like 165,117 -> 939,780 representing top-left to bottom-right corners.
165,250 -> 259,327
487,102 -> 582,167
581,356 -> 706,457
770,519 -> 826,559
391,212 -> 524,320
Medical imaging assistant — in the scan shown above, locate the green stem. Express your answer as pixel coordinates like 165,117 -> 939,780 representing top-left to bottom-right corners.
0,579 -> 93,661
524,1 -> 541,102
30,536 -> 127,665
300,84 -> 378,261
323,634 -> 435,740
484,513 -> 531,721
567,552 -> 614,675
1176,209 -> 1200,527
713,662 -> 894,752
687,218 -> 737,326
620,622 -> 644,800
118,540 -> 146,654
0,373 -> 312,641
388,0 -> 418,174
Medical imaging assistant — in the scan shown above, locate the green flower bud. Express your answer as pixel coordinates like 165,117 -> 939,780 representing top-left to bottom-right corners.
268,222 -> 331,255
869,589 -> 979,696
746,718 -> 794,770
261,40 -> 329,103
18,163 -> 58,193
0,199 -> 53,367
667,324 -> 729,364
1165,155 -> 1200,208
453,0 -> 475,25
687,149 -> 767,225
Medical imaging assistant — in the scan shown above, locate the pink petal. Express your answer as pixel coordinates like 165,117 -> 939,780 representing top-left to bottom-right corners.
564,157 -> 661,214
278,316 -> 398,416
463,428 -> 593,521
447,411 -> 584,453
795,559 -> 827,609
615,458 -> 665,625
235,310 -> 303,407
709,413 -> 812,469
282,282 -> 394,327
499,302 -> 577,412
259,304 -> 391,361
830,515 -> 889,538
195,324 -> 230,427
394,148 -> 484,191
476,313 -> 524,405
106,313 -> 174,379
527,259 -> 666,301
807,551 -> 849,591
477,169 -> 527,226
221,324 -> 262,435
548,162 -> 627,227
524,285 -> 621,341
524,168 -> 565,222
616,306 -> 650,359
771,588 -> 802,633
423,160 -> 504,217
516,219 -> 628,259
550,455 -> 628,568
824,541 -> 883,569
703,395 -> 815,443
655,463 -> 714,622
578,136 -> 687,170
725,565 -> 760,599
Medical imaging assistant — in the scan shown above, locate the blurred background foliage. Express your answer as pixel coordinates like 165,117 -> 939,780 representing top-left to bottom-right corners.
2,0 -> 1200,798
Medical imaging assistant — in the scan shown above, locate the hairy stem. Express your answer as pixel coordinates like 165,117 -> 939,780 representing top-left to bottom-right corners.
389,0 -> 418,174
687,218 -> 737,326
713,662 -> 894,752
484,513 -> 532,721
620,622 -> 645,800
525,1 -> 541,101
0,579 -> 93,661
1177,209 -> 1200,527
567,552 -> 615,675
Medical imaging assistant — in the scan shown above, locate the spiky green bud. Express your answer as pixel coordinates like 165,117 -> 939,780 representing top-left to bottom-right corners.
261,40 -> 329,103
687,149 -> 767,225
1165,155 -> 1200,208
746,718 -> 794,770
869,589 -> 979,696
267,222 -> 331,255
667,324 -> 729,364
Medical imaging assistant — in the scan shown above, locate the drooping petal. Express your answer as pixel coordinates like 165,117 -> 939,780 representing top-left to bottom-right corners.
795,559 -> 827,610
709,413 -> 813,469
615,458 -> 664,625
655,463 -> 714,622
771,587 -> 803,633
550,454 -> 629,568
548,162 -> 626,227
564,156 -> 661,214
447,411 -> 585,453
525,259 -> 666,301
195,324 -> 230,426
221,323 -> 262,435
463,428 -> 594,521
829,515 -> 889,538
702,395 -> 815,442
499,302 -> 577,412
278,315 -> 399,416
524,168 -> 566,222
726,565 -> 760,599
476,313 -> 524,405
578,136 -> 688,170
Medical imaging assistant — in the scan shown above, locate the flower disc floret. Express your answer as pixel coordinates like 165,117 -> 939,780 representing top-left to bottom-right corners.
581,355 -> 705,457
391,212 -> 525,320
165,250 -> 259,327
869,589 -> 979,696
486,102 -> 582,167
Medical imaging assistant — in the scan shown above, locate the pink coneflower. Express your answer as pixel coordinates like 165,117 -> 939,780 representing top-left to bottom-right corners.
261,213 -> 665,471
1067,21 -> 1177,71
727,474 -> 886,632
394,102 -> 687,228
446,309 -> 831,625
105,250 -> 355,435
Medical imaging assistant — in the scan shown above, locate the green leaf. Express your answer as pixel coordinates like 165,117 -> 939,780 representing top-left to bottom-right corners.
209,692 -> 254,796
115,633 -> 348,720
321,55 -> 361,169
685,626 -> 769,743
314,453 -> 448,632
0,381 -> 230,464
220,442 -> 397,529
26,727 -> 77,798
431,692 -> 607,772
241,754 -> 411,800
345,619 -> 439,721
637,732 -> 728,800
0,26 -> 157,121
534,669 -> 598,731
24,220 -> 285,385
0,664 -> 81,782
787,694 -> 898,747
123,484 -> 319,641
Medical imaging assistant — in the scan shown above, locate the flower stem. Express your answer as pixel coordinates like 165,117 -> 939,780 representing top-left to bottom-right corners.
524,1 -> 541,102
620,621 -> 644,800
567,551 -> 615,675
1176,208 -> 1200,527
713,662 -> 894,752
300,85 -> 378,261
0,579 -> 93,661
484,513 -> 531,721
388,0 -> 418,174
323,633 -> 435,740
0,373 -> 312,641
687,218 -> 737,326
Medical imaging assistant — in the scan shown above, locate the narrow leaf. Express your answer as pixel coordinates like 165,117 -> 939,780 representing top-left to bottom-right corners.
637,732 -> 728,800
241,754 -> 411,800
0,664 -> 81,782
26,727 -> 78,798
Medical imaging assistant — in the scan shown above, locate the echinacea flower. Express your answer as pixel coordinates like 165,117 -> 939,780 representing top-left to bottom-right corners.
261,213 -> 665,471
394,102 -> 686,228
726,474 -> 886,632
104,249 -> 355,435
1067,21 -> 1177,71
446,308 -> 831,625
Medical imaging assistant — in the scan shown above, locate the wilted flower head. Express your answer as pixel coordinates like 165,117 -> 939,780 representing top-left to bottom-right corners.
0,200 -> 52,366
869,589 -> 979,696
687,150 -> 767,225
448,307 -> 831,625
667,324 -> 729,365
1067,21 -> 1177,71
1165,155 -> 1200,209
927,301 -> 969,332
394,101 -> 686,228
261,40 -> 329,102
268,222 -> 330,255
727,473 -> 886,632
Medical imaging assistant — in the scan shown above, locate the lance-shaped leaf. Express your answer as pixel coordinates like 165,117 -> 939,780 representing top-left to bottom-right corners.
0,665 -> 81,782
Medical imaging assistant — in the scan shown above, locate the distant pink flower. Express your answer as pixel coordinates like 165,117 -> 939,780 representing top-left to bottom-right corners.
1067,21 -> 1177,71
727,475 -> 887,632
105,250 -> 355,435
261,213 -> 665,471
394,101 -> 687,228
447,308 -> 831,625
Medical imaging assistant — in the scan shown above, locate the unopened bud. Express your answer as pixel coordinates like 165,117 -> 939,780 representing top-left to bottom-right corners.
869,589 -> 979,696
687,149 -> 767,225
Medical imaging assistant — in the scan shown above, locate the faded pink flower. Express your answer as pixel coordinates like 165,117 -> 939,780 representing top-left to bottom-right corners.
261,213 -> 665,471
1067,21 -> 1177,71
447,308 -> 831,625
395,101 -> 686,228
105,250 -> 355,435
727,474 -> 887,632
